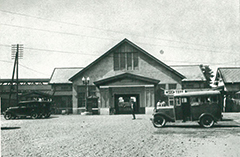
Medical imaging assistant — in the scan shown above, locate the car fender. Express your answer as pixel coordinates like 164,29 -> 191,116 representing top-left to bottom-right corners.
199,113 -> 215,122
154,113 -> 175,122
4,110 -> 16,117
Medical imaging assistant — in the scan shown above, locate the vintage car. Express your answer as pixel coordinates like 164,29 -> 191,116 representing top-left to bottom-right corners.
4,100 -> 52,120
152,91 -> 223,128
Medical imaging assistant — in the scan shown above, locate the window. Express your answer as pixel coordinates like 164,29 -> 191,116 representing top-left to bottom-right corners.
120,53 -> 125,70
77,86 -> 96,108
175,98 -> 181,106
114,53 -> 120,70
159,84 -> 166,90
88,86 -> 96,96
184,84 -> 194,89
78,93 -> 85,107
133,52 -> 138,70
191,97 -> 200,106
169,84 -> 177,90
60,86 -> 71,91
114,52 -> 138,71
127,53 -> 132,70
168,97 -> 174,106
181,98 -> 188,103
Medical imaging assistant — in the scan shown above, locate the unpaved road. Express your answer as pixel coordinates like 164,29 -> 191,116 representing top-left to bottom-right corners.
1,113 -> 240,157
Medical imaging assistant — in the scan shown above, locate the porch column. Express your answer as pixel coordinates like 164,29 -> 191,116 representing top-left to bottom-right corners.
72,84 -> 78,114
99,86 -> 110,115
145,85 -> 155,114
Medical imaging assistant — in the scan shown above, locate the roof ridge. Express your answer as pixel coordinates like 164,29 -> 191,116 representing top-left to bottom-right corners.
170,65 -> 200,67
54,67 -> 84,69
218,67 -> 240,69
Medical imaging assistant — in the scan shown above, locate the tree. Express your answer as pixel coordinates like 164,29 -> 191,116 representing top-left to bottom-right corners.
200,65 -> 214,88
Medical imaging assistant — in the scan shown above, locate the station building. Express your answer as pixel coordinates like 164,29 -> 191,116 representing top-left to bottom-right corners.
1,38 -> 209,115
67,38 -> 207,115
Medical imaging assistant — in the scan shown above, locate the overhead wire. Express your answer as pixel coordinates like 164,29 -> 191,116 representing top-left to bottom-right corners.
0,60 -> 49,76
0,9 -> 231,50
0,44 -> 99,56
0,23 -> 236,55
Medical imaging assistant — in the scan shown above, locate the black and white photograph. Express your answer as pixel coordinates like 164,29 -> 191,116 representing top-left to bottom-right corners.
1,0 -> 240,156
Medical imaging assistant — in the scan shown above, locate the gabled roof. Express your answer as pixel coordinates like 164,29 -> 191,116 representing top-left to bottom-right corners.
69,38 -> 185,81
217,67 -> 240,83
20,91 -> 53,97
49,67 -> 83,84
171,65 -> 206,81
94,72 -> 160,86
0,78 -> 50,83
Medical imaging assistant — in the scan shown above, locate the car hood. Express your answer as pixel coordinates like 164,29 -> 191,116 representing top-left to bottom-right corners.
7,106 -> 19,110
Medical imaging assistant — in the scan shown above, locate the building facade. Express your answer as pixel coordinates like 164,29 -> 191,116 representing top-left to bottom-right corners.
1,39 -> 210,115
49,67 -> 83,114
0,79 -> 51,112
214,67 -> 240,112
69,39 -> 187,115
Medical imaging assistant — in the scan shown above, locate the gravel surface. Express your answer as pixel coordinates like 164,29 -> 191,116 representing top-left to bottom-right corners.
1,113 -> 240,157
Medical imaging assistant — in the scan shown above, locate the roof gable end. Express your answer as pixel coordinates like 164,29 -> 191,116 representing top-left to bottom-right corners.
94,72 -> 160,87
69,38 -> 185,81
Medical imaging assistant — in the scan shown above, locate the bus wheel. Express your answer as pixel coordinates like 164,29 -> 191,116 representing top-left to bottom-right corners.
200,115 -> 214,128
153,116 -> 166,128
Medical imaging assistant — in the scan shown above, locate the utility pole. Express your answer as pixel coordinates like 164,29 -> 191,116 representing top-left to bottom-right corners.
9,44 -> 23,106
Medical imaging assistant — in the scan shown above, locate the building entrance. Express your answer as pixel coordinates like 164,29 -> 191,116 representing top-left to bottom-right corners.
114,94 -> 139,114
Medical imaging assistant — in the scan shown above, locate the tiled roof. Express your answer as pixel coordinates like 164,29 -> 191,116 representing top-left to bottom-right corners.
49,67 -> 83,84
218,67 -> 240,83
171,65 -> 206,81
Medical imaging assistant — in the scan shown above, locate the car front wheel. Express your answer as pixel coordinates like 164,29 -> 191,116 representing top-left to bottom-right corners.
200,115 -> 214,128
4,113 -> 12,120
153,116 -> 166,128
44,112 -> 51,118
31,112 -> 38,119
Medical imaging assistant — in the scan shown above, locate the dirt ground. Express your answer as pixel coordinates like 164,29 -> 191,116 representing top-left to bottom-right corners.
1,113 -> 240,157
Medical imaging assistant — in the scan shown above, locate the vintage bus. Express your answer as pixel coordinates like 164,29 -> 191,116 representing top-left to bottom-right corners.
152,91 -> 223,128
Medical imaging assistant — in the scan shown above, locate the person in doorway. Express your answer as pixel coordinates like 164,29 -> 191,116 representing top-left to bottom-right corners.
130,99 -> 136,120
223,95 -> 226,112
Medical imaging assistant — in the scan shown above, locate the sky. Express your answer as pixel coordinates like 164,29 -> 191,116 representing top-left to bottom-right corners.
0,0 -> 239,79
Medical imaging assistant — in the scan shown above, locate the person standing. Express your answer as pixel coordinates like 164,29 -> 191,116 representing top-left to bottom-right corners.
130,99 -> 136,120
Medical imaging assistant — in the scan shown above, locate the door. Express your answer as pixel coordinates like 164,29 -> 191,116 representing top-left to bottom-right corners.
114,94 -> 139,114
181,97 -> 191,121
174,98 -> 183,120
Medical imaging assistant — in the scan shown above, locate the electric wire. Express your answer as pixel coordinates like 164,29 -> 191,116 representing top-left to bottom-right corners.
0,9 -> 231,50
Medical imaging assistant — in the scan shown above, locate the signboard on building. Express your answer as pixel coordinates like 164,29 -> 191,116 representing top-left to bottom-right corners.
164,90 -> 186,95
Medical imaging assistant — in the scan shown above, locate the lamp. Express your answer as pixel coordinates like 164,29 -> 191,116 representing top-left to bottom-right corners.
82,76 -> 90,113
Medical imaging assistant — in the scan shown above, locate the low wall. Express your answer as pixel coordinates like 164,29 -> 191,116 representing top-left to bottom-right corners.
145,107 -> 154,115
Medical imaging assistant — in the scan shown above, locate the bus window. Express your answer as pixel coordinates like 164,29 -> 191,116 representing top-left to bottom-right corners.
175,98 -> 181,106
191,97 -> 200,106
211,95 -> 218,103
181,98 -> 188,103
200,97 -> 207,104
169,97 -> 174,106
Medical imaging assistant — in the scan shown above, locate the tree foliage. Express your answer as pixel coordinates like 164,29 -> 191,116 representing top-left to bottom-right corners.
200,65 -> 214,88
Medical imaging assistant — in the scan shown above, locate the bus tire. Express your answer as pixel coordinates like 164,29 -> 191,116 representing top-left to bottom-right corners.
153,115 -> 166,128
200,115 -> 214,128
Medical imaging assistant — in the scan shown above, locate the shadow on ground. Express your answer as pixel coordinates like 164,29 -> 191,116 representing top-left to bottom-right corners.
4,116 -> 59,120
162,124 -> 240,128
1,127 -> 21,130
